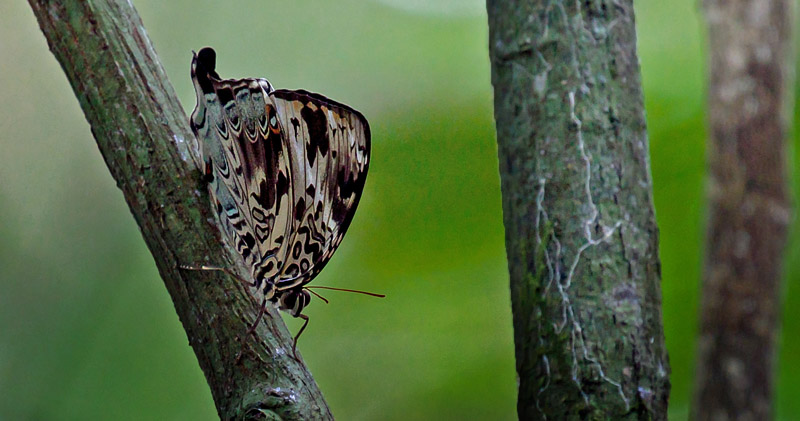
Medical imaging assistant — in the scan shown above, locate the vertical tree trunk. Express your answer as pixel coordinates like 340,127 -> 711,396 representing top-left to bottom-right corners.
694,0 -> 793,419
28,1 -> 333,419
487,0 -> 670,418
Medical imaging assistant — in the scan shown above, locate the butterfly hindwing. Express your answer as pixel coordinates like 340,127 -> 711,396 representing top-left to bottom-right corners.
226,81 -> 296,287
191,61 -> 294,292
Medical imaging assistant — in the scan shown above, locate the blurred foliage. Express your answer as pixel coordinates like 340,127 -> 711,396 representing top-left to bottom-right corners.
0,0 -> 797,419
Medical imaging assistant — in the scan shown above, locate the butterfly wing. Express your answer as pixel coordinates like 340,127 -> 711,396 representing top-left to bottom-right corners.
191,51 -> 295,292
268,89 -> 371,291
190,48 -> 370,298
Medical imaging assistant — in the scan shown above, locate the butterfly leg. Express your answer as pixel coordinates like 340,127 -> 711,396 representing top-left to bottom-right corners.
247,296 -> 269,336
235,296 -> 269,364
292,314 -> 310,362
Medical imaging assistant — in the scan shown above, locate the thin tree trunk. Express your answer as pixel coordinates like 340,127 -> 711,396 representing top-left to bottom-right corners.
27,1 -> 333,419
694,0 -> 794,419
487,0 -> 670,418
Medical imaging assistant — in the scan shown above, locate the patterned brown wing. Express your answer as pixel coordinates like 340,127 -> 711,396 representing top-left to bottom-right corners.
190,49 -> 295,294
268,89 -> 371,291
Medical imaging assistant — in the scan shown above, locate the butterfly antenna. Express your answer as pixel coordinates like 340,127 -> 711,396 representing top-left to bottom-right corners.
305,285 -> 386,298
179,264 -> 257,288
305,288 -> 330,304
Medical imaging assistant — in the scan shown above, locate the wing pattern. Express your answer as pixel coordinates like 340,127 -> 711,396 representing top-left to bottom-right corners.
189,48 -> 370,305
270,89 -> 371,291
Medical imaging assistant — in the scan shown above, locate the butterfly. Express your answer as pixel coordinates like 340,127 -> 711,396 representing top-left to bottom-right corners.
187,47 -> 378,358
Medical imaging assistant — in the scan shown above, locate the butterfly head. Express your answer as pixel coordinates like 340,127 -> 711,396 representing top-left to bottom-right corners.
277,288 -> 312,318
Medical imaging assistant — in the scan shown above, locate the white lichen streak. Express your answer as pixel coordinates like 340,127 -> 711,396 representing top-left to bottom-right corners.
172,134 -> 192,164
536,354 -> 552,418
510,2 -> 633,413
530,89 -> 628,411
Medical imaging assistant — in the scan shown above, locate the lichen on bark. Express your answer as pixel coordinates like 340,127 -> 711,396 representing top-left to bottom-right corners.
487,0 -> 670,418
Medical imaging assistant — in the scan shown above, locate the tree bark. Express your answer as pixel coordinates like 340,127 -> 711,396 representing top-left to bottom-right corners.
487,1 -> 670,418
27,1 -> 333,419
694,0 -> 793,419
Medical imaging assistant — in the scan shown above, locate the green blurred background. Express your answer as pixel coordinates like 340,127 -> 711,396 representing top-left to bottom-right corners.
1,0 -> 798,419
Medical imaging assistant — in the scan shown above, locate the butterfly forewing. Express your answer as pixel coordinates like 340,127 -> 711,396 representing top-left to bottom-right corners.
270,90 -> 371,291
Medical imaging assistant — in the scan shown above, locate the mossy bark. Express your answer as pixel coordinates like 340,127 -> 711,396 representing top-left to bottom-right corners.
487,1 -> 670,418
694,0 -> 794,419
28,1 -> 332,419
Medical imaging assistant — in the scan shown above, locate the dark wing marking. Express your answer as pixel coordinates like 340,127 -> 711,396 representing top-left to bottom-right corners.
269,89 -> 371,291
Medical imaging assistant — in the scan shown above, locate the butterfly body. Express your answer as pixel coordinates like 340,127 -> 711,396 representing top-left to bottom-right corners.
190,48 -> 370,322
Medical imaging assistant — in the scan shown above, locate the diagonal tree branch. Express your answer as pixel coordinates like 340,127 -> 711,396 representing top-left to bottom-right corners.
27,1 -> 332,419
